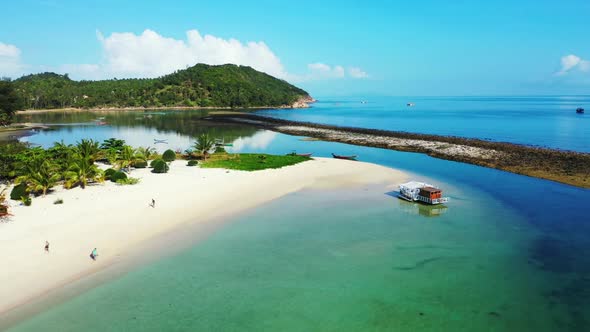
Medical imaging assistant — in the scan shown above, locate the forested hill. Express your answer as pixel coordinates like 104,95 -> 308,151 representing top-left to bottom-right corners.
13,64 -> 311,109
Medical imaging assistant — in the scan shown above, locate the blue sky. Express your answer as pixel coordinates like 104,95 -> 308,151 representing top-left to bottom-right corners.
1,0 -> 590,96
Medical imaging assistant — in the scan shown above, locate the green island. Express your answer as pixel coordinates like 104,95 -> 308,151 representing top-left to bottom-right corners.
2,63 -> 310,113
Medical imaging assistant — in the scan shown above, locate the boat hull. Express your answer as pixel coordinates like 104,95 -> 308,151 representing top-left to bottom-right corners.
397,194 -> 449,205
332,153 -> 357,160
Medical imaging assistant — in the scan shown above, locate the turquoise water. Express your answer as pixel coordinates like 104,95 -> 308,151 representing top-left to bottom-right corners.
3,110 -> 590,331
258,96 -> 590,152
5,185 -> 559,331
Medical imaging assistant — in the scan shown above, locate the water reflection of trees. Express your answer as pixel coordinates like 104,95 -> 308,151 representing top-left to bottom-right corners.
16,110 -> 259,141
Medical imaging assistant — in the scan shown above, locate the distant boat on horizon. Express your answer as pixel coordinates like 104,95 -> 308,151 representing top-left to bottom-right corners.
576,107 -> 585,114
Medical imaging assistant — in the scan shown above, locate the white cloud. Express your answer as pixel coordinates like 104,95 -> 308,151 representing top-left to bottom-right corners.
306,62 -> 345,79
0,43 -> 20,58
297,62 -> 367,81
348,66 -> 368,78
557,54 -> 590,75
80,30 -> 368,82
0,42 -> 25,77
3,30 -> 369,84
85,29 -> 289,80
228,130 -> 277,152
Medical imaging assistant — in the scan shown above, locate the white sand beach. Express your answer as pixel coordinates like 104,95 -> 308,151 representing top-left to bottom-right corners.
0,158 -> 406,315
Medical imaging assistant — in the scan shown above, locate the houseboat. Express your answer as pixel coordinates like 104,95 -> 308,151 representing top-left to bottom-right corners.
398,181 -> 449,205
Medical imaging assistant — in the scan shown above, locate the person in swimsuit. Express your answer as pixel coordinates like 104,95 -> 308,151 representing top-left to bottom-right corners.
151,198 -> 156,208
90,248 -> 98,260
44,241 -> 49,252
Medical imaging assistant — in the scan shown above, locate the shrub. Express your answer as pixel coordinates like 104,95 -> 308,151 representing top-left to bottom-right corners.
10,183 -> 27,201
214,146 -> 226,153
110,171 -> 128,183
162,149 -> 176,162
116,177 -> 140,185
54,198 -> 63,204
21,196 -> 32,206
152,159 -> 169,173
187,160 -> 198,166
104,168 -> 117,180
133,160 -> 148,168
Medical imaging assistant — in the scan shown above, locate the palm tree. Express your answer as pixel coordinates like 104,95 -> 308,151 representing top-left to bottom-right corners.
64,155 -> 102,189
136,146 -> 155,161
75,139 -> 101,162
16,157 -> 61,196
193,134 -> 215,160
100,138 -> 125,151
49,140 -> 75,171
105,148 -> 119,168
117,145 -> 142,172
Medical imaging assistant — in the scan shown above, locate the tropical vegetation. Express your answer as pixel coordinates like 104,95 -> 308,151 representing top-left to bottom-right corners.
0,78 -> 23,125
12,64 -> 310,110
0,138 -> 158,199
193,133 -> 215,160
0,187 -> 8,216
162,149 -> 176,162
0,135 -> 314,204
151,159 -> 169,173
200,153 -> 310,171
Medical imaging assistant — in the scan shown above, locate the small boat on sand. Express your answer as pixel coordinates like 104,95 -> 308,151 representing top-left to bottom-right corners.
576,108 -> 585,114
153,139 -> 168,144
286,151 -> 313,157
332,153 -> 357,160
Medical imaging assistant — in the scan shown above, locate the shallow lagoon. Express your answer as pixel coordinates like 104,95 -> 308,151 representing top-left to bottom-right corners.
5,110 -> 590,331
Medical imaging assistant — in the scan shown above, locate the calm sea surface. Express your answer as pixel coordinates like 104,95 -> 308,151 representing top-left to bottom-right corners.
4,108 -> 590,331
258,96 -> 590,152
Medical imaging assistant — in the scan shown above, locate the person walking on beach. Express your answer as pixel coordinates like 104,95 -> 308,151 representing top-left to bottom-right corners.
90,248 -> 98,261
44,241 -> 49,252
150,198 -> 156,208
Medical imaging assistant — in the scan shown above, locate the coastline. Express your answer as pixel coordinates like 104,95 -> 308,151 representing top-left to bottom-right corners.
0,123 -> 49,140
204,113 -> 590,189
0,158 -> 406,317
15,96 -> 316,114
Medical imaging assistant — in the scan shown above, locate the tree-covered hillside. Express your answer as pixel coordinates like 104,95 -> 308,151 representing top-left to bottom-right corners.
13,64 -> 310,110
0,79 -> 22,125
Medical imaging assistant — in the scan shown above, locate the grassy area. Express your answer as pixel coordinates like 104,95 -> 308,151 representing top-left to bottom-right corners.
199,153 -> 310,171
